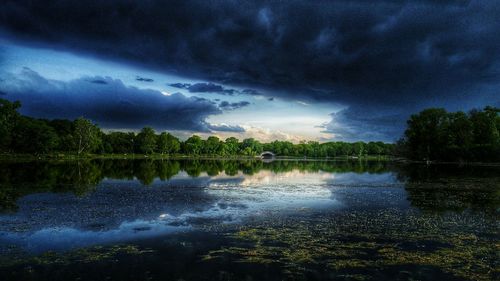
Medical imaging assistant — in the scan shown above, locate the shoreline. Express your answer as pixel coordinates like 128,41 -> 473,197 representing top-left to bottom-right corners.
1,153 -> 499,166
0,153 -> 392,161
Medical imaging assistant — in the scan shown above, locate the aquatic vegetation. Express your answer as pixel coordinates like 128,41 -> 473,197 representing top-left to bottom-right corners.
405,177 -> 500,214
203,209 -> 498,280
0,244 -> 153,268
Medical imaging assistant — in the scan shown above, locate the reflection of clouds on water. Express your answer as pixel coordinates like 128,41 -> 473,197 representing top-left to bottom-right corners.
329,186 -> 411,210
0,219 -> 188,253
0,169 -> 402,254
239,170 -> 336,186
206,170 -> 337,209
326,172 -> 399,186
325,172 -> 407,210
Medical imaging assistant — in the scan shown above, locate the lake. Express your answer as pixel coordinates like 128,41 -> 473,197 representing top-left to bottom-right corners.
0,159 -> 498,281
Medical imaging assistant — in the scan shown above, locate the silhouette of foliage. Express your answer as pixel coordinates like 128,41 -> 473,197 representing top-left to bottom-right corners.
398,107 -> 500,162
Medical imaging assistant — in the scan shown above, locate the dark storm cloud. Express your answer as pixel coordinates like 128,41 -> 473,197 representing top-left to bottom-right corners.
187,82 -> 237,95
0,68 -> 223,132
319,107 -> 407,142
87,79 -> 108,84
136,76 -> 154,82
218,101 -> 251,111
168,82 -> 264,97
169,83 -> 190,90
1,0 -> 497,100
1,0 -> 499,140
187,83 -> 223,93
169,82 -> 249,96
241,89 -> 262,96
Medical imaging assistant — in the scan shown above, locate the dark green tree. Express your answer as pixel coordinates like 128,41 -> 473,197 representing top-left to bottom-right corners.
400,106 -> 499,162
48,119 -> 75,152
367,142 -> 383,156
445,111 -> 473,160
224,137 -> 240,155
104,132 -> 136,154
157,132 -> 180,155
184,135 -> 203,155
240,138 -> 263,156
405,108 -> 449,161
352,142 -> 365,157
12,117 -> 59,154
136,127 -> 157,154
205,136 -> 222,155
0,98 -> 21,151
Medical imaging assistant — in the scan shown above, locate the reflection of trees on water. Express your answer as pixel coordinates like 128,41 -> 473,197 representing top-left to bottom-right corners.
394,164 -> 500,214
405,180 -> 500,214
0,160 -> 498,213
0,159 -> 389,211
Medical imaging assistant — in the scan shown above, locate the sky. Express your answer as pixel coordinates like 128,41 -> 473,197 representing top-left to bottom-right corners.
0,0 -> 499,143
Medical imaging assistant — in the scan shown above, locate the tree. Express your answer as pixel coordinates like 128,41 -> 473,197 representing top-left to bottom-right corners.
401,106 -> 499,162
184,135 -> 203,155
12,117 -> 59,154
404,108 -> 448,161
224,137 -> 240,155
157,132 -> 180,155
205,136 -> 222,155
469,106 -> 500,161
444,111 -> 473,160
73,117 -> 102,155
337,142 -> 352,157
367,142 -> 383,156
136,127 -> 157,154
470,107 -> 500,146
306,141 -> 320,157
352,142 -> 365,157
104,132 -> 135,154
48,119 -> 75,152
0,98 -> 21,151
240,138 -> 262,156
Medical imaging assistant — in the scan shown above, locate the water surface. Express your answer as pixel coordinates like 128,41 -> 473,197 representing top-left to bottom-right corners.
0,159 -> 498,280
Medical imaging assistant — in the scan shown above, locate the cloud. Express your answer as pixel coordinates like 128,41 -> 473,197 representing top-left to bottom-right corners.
206,123 -> 245,133
192,125 -> 307,143
218,101 -> 251,111
0,68 -> 222,132
240,89 -> 263,96
136,76 -> 154,82
1,0 -> 499,141
168,83 -> 191,89
187,82 -> 237,95
187,82 -> 223,93
238,126 -> 305,143
1,0 -> 498,103
169,82 -> 261,96
319,107 -> 407,142
87,79 -> 108,84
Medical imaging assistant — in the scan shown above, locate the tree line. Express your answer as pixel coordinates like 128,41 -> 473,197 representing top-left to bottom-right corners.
397,106 -> 500,162
0,98 -> 394,158
4,98 -> 497,161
